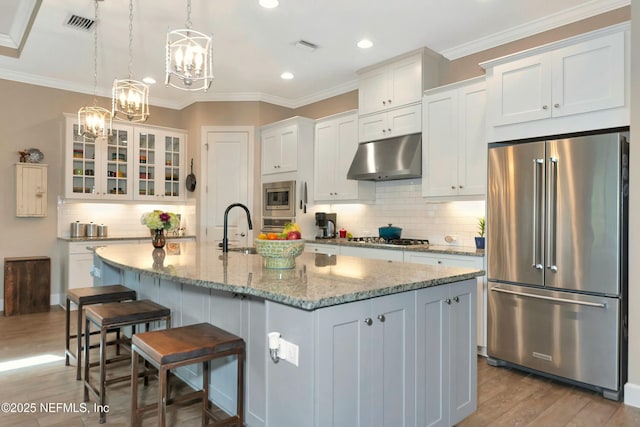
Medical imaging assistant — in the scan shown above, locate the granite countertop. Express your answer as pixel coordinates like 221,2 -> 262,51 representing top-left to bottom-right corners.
310,238 -> 485,257
95,242 -> 484,311
58,235 -> 196,242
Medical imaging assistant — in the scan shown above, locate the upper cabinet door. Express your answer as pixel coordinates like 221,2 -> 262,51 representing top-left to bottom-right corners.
358,68 -> 390,115
261,124 -> 298,175
491,53 -> 551,126
551,31 -> 625,118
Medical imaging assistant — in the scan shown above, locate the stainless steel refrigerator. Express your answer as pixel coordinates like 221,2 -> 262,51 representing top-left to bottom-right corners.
486,130 -> 629,400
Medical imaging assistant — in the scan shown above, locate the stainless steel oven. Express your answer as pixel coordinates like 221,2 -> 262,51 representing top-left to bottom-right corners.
262,180 -> 296,230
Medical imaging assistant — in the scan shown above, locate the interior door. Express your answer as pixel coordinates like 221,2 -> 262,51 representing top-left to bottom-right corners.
545,134 -> 623,294
487,141 -> 545,286
204,131 -> 250,246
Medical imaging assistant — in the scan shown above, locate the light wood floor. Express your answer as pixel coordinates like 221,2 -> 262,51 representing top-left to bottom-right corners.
0,307 -> 231,427
1,308 -> 639,427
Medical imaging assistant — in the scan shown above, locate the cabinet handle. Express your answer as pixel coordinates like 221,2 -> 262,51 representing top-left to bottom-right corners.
542,105 -> 548,110
364,318 -> 373,326
554,103 -> 560,108
377,314 -> 386,322
437,260 -> 442,264
445,298 -> 451,305
453,296 -> 460,303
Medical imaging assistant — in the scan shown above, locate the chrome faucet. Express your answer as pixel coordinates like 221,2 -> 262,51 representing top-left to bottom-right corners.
222,203 -> 253,253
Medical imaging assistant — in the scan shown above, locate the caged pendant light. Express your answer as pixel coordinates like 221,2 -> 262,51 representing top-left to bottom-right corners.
112,0 -> 149,122
77,0 -> 111,139
165,0 -> 213,92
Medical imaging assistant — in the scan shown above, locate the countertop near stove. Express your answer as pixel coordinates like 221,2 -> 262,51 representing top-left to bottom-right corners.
311,238 -> 484,257
95,241 -> 484,311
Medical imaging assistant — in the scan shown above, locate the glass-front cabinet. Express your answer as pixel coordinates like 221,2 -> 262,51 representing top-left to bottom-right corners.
66,118 -> 133,200
133,128 -> 185,201
64,114 -> 186,201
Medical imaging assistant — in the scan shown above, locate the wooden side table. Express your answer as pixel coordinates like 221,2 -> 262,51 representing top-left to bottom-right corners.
4,256 -> 50,316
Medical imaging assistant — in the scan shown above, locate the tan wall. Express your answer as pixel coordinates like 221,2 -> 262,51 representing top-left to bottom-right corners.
293,91 -> 359,119
443,6 -> 630,84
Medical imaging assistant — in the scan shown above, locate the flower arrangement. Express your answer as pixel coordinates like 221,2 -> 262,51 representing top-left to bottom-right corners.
141,210 -> 179,231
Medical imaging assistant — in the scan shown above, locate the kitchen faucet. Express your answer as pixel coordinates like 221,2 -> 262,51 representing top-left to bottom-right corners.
222,203 -> 253,253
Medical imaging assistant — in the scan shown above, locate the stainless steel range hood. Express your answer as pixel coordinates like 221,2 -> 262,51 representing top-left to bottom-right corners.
347,133 -> 422,181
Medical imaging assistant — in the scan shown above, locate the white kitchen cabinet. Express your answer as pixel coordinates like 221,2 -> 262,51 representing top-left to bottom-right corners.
358,51 -> 424,116
339,245 -> 404,262
422,78 -> 486,198
404,251 -> 487,355
316,291 -> 415,427
16,163 -> 47,217
305,243 -> 338,256
314,111 -> 374,202
358,103 -> 422,143
482,23 -> 628,141
133,127 -> 186,200
261,117 -> 314,176
415,279 -> 477,427
65,116 -> 134,200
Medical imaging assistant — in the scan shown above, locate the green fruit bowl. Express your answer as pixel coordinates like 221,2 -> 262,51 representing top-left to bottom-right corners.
255,238 -> 305,269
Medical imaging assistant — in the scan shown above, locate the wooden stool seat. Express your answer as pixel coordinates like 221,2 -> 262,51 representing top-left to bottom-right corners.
65,285 -> 137,380
84,299 -> 171,424
131,323 -> 245,427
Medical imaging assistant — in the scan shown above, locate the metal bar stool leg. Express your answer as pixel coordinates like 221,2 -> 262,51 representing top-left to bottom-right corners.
158,366 -> 169,427
76,301 -> 83,380
83,315 -> 91,403
65,297 -> 71,367
131,348 -> 139,427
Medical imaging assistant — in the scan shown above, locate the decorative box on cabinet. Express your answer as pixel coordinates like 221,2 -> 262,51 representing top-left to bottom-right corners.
16,163 -> 47,217
64,115 -> 133,200
481,23 -> 628,141
422,77 -> 486,198
133,128 -> 186,200
261,117 -> 314,176
314,111 -> 374,202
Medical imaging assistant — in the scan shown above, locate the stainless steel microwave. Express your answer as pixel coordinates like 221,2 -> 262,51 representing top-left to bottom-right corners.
262,180 -> 296,219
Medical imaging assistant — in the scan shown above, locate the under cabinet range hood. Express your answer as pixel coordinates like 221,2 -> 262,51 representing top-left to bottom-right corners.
347,133 -> 422,181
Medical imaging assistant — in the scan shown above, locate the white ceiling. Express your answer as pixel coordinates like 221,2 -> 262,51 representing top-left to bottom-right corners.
0,0 -> 629,110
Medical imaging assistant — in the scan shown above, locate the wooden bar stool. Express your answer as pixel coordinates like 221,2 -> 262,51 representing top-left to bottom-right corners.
84,299 -> 171,424
131,323 -> 245,427
65,285 -> 137,380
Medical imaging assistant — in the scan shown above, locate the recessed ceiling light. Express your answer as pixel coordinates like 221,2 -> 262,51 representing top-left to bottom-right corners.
259,0 -> 279,8
143,76 -> 156,84
357,39 -> 373,49
280,72 -> 294,80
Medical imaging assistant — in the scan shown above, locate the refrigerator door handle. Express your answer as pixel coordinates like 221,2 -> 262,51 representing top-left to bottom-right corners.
532,158 -> 544,270
546,156 -> 558,273
491,286 -> 606,308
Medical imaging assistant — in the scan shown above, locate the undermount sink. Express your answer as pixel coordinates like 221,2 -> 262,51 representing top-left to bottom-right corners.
226,247 -> 257,254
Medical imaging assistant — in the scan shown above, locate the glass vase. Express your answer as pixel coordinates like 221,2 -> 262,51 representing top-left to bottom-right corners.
152,229 -> 166,249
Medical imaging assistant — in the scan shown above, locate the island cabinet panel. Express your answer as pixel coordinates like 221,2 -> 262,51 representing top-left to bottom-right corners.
416,279 -> 477,427
4,256 -> 50,316
315,291 -> 415,427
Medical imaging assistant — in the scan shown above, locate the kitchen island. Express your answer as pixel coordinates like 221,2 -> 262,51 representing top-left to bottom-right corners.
94,241 -> 484,427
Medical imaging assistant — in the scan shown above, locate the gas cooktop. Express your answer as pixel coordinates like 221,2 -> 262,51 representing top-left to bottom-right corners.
347,237 -> 429,246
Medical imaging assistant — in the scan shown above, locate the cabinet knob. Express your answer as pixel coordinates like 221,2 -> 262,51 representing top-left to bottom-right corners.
382,129 -> 387,134
382,100 -> 386,106
387,128 -> 391,133
437,260 -> 443,264
364,317 -> 373,326
451,186 -> 456,190
388,99 -> 392,105
445,298 -> 451,305
554,103 -> 560,108
459,185 -> 463,189
542,105 -> 548,110
453,296 -> 460,303
377,314 -> 386,322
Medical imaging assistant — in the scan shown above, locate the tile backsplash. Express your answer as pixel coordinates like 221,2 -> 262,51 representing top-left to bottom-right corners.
57,200 -> 196,238
312,179 -> 486,247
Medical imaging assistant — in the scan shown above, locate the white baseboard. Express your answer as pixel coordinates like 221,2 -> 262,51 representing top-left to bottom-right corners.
625,382 -> 640,408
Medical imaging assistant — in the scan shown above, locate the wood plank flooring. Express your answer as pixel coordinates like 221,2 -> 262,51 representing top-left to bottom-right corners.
0,307 -> 231,427
1,308 -> 639,426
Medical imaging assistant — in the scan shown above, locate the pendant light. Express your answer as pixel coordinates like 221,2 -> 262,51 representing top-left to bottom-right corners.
165,0 -> 213,92
77,0 -> 111,138
112,0 -> 149,122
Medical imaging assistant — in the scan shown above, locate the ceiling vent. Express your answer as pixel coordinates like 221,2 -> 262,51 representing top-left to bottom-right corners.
65,14 -> 95,32
295,40 -> 318,52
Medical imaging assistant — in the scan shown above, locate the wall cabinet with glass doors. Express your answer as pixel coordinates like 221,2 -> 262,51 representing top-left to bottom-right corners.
64,115 -> 186,201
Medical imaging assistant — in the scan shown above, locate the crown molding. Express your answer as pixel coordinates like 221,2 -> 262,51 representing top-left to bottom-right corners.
440,0 -> 630,60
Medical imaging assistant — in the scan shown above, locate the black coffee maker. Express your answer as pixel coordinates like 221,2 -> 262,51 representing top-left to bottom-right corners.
315,212 -> 337,239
